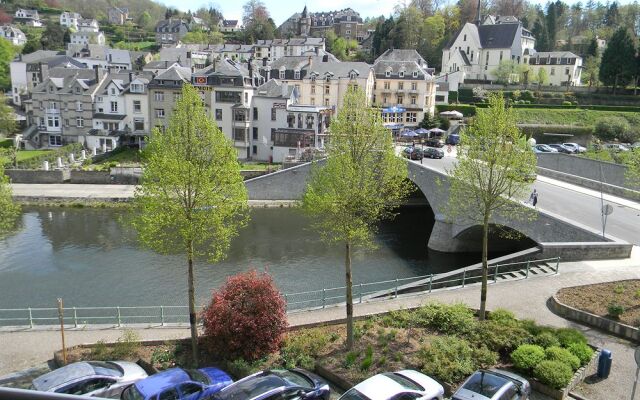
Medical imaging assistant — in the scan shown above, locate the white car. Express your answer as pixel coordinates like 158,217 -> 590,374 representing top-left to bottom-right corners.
338,370 -> 444,400
32,361 -> 148,398
562,143 -> 587,153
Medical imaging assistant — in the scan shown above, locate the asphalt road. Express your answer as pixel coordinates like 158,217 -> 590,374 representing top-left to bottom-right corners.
408,150 -> 640,245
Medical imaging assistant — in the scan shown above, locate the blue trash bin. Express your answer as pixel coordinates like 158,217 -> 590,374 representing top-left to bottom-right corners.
597,349 -> 612,379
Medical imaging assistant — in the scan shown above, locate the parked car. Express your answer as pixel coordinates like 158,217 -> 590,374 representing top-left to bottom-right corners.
402,146 -> 423,160
604,143 -> 630,152
445,134 -> 460,145
562,143 -> 587,153
121,367 -> 232,400
206,369 -> 329,400
32,361 -> 148,398
452,369 -> 531,400
425,138 -> 445,148
547,144 -> 574,154
423,147 -> 444,159
631,142 -> 640,151
338,370 -> 444,400
533,144 -> 558,153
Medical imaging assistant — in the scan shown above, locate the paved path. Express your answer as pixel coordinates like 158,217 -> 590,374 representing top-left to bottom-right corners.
2,248 -> 640,399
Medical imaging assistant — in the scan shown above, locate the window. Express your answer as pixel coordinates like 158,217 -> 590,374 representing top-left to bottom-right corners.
306,115 -> 314,129
130,83 -> 143,93
406,112 -> 417,123
233,128 -> 246,141
294,70 -> 300,79
411,82 -> 417,91
411,96 -> 416,105
464,34 -> 467,41
252,145 -> 257,155
565,67 -> 570,76
346,30 -> 351,35
466,46 -> 469,55
111,88 -> 116,95
385,70 -> 391,77
397,96 -> 403,104
485,52 -> 489,65
76,117 -> 84,127
253,107 -> 258,120
154,91 -> 165,101
253,127 -> 258,140
133,100 -> 141,113
215,91 -> 241,103
499,51 -> 503,61
383,96 -> 388,104
399,71 -> 404,78
471,51 -> 474,62
324,98 -> 329,106
279,69 -> 285,79
311,86 -> 316,94
76,101 -> 83,111
49,135 -> 62,146
47,116 -> 60,128
310,98 -> 315,105
155,108 -> 165,118
158,389 -> 179,400
271,108 -> 277,121
215,109 -> 223,121
178,383 -> 203,398
287,114 -> 295,128
398,82 -> 404,90
234,110 -> 246,122
64,119 -> 69,127
413,71 -> 418,78
134,118 -> 144,131
49,101 -> 58,110
324,86 -> 330,95
384,81 -> 390,90
550,68 -> 555,76
110,101 -> 118,113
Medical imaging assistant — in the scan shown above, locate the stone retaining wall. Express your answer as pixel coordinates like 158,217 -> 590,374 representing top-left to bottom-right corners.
5,169 -> 69,183
539,242 -> 633,261
550,293 -> 640,342
69,170 -> 112,184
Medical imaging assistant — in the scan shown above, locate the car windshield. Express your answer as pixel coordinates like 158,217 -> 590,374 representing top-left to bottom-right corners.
122,385 -> 145,400
188,369 -> 211,385
340,388 -> 371,400
462,371 -> 509,398
382,373 -> 424,391
88,362 -> 123,377
215,375 -> 285,400
271,370 -> 313,389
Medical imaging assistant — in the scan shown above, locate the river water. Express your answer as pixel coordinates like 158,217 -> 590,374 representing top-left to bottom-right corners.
0,206 -> 490,310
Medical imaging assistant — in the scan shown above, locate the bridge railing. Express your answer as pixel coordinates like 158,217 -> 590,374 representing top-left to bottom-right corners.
0,258 -> 559,329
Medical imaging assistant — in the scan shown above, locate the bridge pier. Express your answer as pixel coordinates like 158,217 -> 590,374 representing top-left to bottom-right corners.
427,215 -> 480,253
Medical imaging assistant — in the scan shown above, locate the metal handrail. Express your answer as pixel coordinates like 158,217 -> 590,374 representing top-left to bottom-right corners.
0,258 -> 559,329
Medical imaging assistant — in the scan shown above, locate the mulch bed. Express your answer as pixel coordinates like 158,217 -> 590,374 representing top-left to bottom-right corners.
557,279 -> 640,326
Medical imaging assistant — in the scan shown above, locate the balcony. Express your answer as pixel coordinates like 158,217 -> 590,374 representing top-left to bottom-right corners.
45,108 -> 60,114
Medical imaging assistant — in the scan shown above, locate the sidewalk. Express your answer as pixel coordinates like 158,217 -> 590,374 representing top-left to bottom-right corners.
2,249 -> 639,399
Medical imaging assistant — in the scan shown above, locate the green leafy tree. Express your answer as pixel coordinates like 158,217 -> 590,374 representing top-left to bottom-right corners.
537,68 -> 549,86
444,93 -> 536,320
242,0 -> 276,42
0,162 -> 20,236
302,87 -> 412,349
137,11 -> 153,29
625,151 -> 640,188
181,30 -> 224,45
599,28 -> 636,93
582,56 -> 600,88
0,39 -> 16,91
40,23 -> 67,50
0,95 -> 16,138
132,84 -> 249,365
492,60 -> 519,84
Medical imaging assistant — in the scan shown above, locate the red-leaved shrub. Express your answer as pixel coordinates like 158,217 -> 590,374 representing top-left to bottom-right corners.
202,270 -> 287,361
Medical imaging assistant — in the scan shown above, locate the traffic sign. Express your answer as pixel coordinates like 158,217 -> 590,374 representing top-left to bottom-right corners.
602,204 -> 614,216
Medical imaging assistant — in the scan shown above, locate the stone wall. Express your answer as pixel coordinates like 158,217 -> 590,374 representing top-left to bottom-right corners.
539,242 -> 633,261
69,170 -> 113,184
5,169 -> 69,183
537,153 -> 638,191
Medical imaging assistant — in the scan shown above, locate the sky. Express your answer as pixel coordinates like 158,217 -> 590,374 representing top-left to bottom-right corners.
157,0 -> 639,27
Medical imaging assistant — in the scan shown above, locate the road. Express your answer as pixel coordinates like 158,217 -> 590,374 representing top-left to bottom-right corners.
406,147 -> 640,245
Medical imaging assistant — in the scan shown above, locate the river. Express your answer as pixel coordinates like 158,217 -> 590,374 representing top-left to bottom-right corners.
0,206 -> 508,310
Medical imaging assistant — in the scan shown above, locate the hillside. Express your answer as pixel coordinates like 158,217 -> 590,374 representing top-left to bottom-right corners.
55,0 -> 166,24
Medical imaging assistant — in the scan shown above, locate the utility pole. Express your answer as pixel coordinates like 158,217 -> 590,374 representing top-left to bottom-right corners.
57,298 -> 67,365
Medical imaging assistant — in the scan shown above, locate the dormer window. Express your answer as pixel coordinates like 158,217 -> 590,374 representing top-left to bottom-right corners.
399,71 -> 404,78
49,86 -> 54,93
279,68 -> 285,79
75,87 -> 80,94
349,71 -> 358,79
413,71 -> 418,78
385,70 -> 391,77
294,70 -> 300,79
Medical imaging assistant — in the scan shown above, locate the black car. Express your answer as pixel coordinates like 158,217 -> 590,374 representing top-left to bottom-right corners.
423,147 -> 444,159
547,144 -> 574,154
425,138 -> 444,148
402,147 -> 423,160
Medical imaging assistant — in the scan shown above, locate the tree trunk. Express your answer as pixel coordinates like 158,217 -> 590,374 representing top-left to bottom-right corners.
479,213 -> 489,321
634,76 -> 638,96
613,74 -> 618,95
187,239 -> 199,366
345,241 -> 354,349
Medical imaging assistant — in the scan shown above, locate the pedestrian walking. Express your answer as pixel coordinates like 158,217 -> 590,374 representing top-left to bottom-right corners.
532,191 -> 538,208
527,189 -> 537,206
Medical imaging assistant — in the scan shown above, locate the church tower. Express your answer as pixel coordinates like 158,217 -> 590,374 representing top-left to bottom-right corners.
299,5 -> 311,36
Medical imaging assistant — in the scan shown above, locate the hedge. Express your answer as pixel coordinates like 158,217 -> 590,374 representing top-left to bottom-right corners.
580,105 -> 640,112
436,104 -> 477,116
518,125 -> 593,138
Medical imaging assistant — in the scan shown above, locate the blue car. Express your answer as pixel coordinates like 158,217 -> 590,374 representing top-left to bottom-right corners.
121,367 -> 233,400
206,369 -> 330,400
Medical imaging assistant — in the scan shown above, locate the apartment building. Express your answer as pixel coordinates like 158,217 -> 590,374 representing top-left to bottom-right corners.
0,25 -> 27,46
148,65 -> 191,132
155,19 -> 189,47
528,51 -> 582,86
108,7 -> 129,25
14,9 -> 42,26
251,79 -> 330,162
372,49 -> 436,128
26,67 -> 106,149
59,12 -> 82,30
191,58 -> 263,159
280,7 -> 365,42
261,55 -> 374,111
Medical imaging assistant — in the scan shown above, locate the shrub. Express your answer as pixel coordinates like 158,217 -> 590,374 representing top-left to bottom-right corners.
635,289 -> 640,299
225,358 -> 265,378
532,331 -> 560,348
202,270 -> 287,361
607,302 -> 625,319
90,340 -> 109,361
418,337 -> 476,383
555,328 -> 587,347
280,328 -> 330,369
470,320 -> 531,354
567,342 -> 594,366
472,345 -> 499,368
614,285 -> 625,294
360,345 -> 374,371
110,330 -> 141,359
511,344 -> 546,371
534,360 -> 574,389
521,90 -> 535,102
344,352 -> 358,368
562,101 -> 572,106
545,346 -> 581,370
488,309 -> 517,324
594,117 -> 631,142
416,302 -> 477,335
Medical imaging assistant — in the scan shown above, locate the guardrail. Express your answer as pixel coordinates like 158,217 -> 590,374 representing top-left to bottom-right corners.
0,258 -> 559,329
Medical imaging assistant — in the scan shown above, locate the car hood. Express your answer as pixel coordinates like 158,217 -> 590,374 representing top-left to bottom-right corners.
452,387 -> 491,400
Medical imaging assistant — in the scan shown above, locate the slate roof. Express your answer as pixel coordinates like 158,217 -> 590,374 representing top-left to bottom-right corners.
193,58 -> 251,78
478,23 -> 519,48
16,50 -> 61,63
459,50 -> 471,66
155,19 -> 188,33
153,65 -> 191,82
255,79 -> 295,98
222,20 -> 239,27
373,49 -> 432,78
33,68 -> 100,94
306,61 -> 371,78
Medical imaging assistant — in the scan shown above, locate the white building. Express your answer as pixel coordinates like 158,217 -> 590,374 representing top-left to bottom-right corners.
441,15 -> 535,90
60,12 -> 82,30
218,20 -> 240,33
14,9 -> 42,27
70,31 -> 105,46
254,38 -> 326,62
77,19 -> 100,33
528,51 -> 582,86
123,74 -> 151,148
0,25 -> 27,46
251,79 -> 330,162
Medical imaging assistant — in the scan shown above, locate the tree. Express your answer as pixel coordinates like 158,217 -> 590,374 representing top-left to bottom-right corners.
301,87 -> 412,349
242,0 -> 275,42
537,68 -> 549,86
625,151 -> 640,188
582,56 -> 599,88
0,95 -> 16,138
0,39 -> 16,91
132,84 -> 249,365
137,11 -> 153,29
40,23 -> 67,50
181,30 -> 224,45
444,93 -> 536,320
599,28 -> 636,93
492,60 -> 519,84
0,9 -> 12,24
202,270 -> 287,361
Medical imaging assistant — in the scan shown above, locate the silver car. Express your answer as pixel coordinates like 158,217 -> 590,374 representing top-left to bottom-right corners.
32,361 -> 148,398
452,369 -> 531,400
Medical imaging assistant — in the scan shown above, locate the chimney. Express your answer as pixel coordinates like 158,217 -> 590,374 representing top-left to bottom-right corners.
93,65 -> 99,82
129,72 -> 133,82
308,56 -> 312,69
475,0 -> 482,25
322,54 -> 328,62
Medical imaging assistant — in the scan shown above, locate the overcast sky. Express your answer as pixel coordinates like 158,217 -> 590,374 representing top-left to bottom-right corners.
157,0 -> 638,27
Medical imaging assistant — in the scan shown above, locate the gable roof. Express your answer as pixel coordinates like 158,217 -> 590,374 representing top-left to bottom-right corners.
153,65 -> 191,82
255,79 -> 294,98
478,23 -> 519,48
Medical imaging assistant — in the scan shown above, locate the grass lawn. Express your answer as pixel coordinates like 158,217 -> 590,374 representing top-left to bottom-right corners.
94,148 -> 141,166
240,162 -> 281,171
113,41 -> 157,51
2,150 -> 52,166
510,108 -> 640,127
